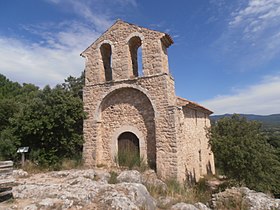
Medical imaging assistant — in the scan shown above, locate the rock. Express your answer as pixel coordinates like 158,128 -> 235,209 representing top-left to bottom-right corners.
241,187 -> 280,210
62,199 -> 74,209
194,202 -> 211,210
157,196 -> 174,208
11,169 -> 158,209
50,170 -> 70,178
95,170 -> 110,183
171,202 -> 198,210
38,198 -> 56,207
211,187 -> 280,210
141,169 -> 167,193
206,178 -> 223,191
95,183 -> 156,210
23,204 -> 38,210
13,169 -> 28,178
117,170 -> 141,183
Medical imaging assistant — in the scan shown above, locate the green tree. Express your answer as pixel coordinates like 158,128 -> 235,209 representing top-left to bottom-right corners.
208,114 -> 280,194
12,85 -> 85,167
0,74 -> 21,99
0,128 -> 20,161
0,73 -> 85,166
0,74 -> 23,160
62,71 -> 84,99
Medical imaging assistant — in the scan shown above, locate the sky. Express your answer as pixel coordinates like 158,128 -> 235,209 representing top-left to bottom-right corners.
0,0 -> 280,115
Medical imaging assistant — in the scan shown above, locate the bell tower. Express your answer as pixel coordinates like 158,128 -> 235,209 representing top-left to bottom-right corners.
81,20 -> 204,181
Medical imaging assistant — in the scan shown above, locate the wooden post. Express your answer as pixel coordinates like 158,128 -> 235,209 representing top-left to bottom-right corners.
17,147 -> 29,167
21,153 -> 25,166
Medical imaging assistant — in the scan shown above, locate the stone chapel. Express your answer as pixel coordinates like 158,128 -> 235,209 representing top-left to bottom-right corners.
81,20 -> 215,182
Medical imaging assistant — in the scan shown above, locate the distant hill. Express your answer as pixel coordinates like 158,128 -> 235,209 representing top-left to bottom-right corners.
210,114 -> 280,128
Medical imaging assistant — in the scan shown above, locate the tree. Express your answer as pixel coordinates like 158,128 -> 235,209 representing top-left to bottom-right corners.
208,114 -> 280,194
0,73 -> 85,166
0,74 -> 21,99
12,85 -> 85,167
0,128 -> 20,161
62,71 -> 85,99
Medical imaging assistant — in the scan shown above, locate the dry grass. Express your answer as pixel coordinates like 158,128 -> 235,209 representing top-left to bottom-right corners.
145,177 -> 214,209
21,158 -> 83,174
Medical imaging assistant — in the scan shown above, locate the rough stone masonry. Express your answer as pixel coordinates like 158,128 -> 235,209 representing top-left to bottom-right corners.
81,19 -> 215,182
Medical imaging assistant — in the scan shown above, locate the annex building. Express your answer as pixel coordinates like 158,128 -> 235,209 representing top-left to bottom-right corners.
81,20 -> 215,182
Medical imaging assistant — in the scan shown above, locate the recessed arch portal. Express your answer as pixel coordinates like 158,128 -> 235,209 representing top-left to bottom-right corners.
99,87 -> 156,169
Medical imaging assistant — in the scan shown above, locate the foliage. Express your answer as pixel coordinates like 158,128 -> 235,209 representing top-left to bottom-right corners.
108,171 -> 119,184
0,73 -> 85,168
208,114 -> 280,194
62,71 -> 85,99
0,128 -> 20,161
117,150 -> 144,170
0,74 -> 21,99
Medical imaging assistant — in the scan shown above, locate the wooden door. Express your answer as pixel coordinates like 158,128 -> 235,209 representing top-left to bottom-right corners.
118,132 -> 140,166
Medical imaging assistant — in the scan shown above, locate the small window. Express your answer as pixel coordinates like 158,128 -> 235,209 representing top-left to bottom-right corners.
129,36 -> 142,77
100,43 -> 112,81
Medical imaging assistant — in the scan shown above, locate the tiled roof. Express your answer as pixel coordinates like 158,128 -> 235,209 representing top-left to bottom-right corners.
176,96 -> 213,115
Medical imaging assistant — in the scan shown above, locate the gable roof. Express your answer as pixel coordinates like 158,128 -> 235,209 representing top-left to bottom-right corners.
80,19 -> 173,56
176,97 -> 213,115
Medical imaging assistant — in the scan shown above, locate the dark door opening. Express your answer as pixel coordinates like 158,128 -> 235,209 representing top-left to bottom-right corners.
118,132 -> 140,167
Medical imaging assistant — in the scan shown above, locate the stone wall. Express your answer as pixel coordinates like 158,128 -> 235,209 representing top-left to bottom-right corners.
82,20 -> 214,182
83,73 -> 179,178
100,87 -> 155,165
176,107 -> 215,182
82,20 -> 172,85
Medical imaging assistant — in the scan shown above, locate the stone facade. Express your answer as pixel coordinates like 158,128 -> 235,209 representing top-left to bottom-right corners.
81,20 -> 215,182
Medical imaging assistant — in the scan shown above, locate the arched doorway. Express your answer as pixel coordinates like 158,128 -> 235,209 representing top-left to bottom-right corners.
99,87 -> 156,169
118,132 -> 140,167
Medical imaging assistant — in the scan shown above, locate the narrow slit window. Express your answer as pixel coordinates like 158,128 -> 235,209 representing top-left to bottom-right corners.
129,36 -> 142,77
100,43 -> 112,81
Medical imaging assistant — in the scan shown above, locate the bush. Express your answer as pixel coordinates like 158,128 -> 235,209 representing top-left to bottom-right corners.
108,171 -> 118,184
0,129 -> 20,161
208,114 -> 280,194
117,150 -> 144,170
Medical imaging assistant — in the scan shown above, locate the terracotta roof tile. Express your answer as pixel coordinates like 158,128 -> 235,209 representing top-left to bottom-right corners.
176,96 -> 213,115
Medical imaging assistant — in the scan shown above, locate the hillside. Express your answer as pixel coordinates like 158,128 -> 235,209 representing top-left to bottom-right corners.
211,114 -> 280,128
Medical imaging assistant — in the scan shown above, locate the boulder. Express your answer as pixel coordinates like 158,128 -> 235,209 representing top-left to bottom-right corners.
23,204 -> 38,210
117,170 -> 141,183
13,169 -> 28,178
194,202 -> 211,210
211,187 -> 280,210
11,169 -> 156,209
95,183 -> 156,210
141,169 -> 167,193
171,202 -> 198,210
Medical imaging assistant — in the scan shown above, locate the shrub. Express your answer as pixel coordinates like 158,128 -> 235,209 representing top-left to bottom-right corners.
108,171 -> 118,184
116,150 -> 144,170
208,114 -> 280,194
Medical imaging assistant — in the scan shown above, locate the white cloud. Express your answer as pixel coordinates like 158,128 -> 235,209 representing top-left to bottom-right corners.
211,0 -> 280,72
0,0 -> 138,87
202,74 -> 280,115
0,22 -> 100,87
45,0 -> 137,31
66,0 -> 112,31
229,0 -> 280,41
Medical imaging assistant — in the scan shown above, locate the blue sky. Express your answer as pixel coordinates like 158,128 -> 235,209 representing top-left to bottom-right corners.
1,0 -> 280,115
